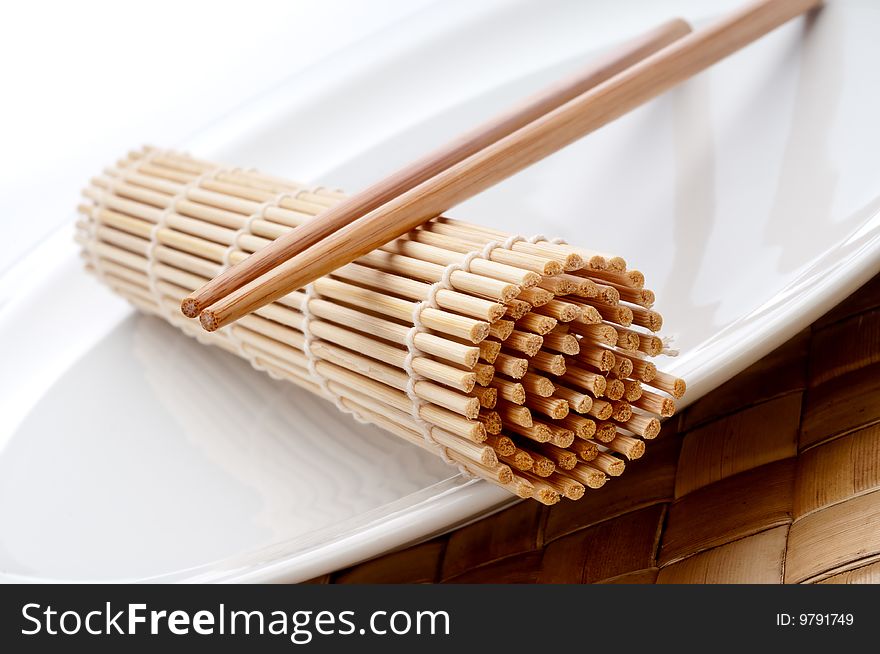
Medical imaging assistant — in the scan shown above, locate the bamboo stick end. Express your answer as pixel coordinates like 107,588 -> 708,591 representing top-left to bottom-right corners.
480,447 -> 498,467
647,311 -> 663,332
595,421 -> 616,441
535,378 -> 555,397
535,458 -> 556,477
580,306 -> 602,324
535,489 -> 561,505
521,271 -> 542,288
628,439 -> 646,460
607,256 -> 627,271
471,322 -> 490,344
612,402 -> 633,423
583,469 -> 607,489
512,478 -> 534,499
563,481 -> 585,501
577,440 -> 598,461
563,253 -> 584,272
496,465 -> 513,485
606,380 -> 625,401
672,378 -> 687,399
587,255 -> 608,270
551,430 -> 574,449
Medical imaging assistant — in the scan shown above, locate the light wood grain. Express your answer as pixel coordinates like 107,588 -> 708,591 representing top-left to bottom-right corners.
786,489 -> 880,583
675,393 -> 801,498
793,422 -> 880,519
183,18 -> 691,318
659,459 -> 795,566
199,0 -> 819,331
657,526 -> 788,584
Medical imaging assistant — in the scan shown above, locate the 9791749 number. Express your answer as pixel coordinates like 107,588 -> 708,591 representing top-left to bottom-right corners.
776,613 -> 854,626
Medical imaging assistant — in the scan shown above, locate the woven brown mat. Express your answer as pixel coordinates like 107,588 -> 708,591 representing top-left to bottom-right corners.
309,272 -> 880,584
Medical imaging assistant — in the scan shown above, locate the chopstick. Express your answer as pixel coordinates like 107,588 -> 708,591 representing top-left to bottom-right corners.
196,0 -> 820,333
180,18 -> 692,319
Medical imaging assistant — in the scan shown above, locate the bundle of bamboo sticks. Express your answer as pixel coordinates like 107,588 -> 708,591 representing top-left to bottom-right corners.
75,147 -> 685,505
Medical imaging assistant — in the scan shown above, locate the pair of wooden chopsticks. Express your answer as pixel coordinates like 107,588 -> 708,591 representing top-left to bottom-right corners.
181,17 -> 691,325
185,0 -> 820,332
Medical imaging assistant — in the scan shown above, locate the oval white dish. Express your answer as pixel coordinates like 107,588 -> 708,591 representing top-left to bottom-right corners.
1,0 -> 879,583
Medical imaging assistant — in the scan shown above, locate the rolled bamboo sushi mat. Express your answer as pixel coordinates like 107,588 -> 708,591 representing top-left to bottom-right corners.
316,272 -> 880,584
76,148 -> 684,506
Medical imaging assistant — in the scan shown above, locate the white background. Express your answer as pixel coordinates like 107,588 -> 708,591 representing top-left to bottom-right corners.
0,0 -> 436,274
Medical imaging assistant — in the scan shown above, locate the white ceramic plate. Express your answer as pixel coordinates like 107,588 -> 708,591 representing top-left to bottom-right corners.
2,0 -> 879,583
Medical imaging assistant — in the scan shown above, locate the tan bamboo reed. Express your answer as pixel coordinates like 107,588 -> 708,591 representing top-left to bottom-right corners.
592,282 -> 621,304
541,473 -> 586,501
534,442 -> 579,470
505,422 -> 552,445
516,312 -> 558,334
470,363 -> 495,387
77,148 -> 685,505
489,378 -> 526,405
547,424 -> 575,449
581,267 -> 645,288
470,386 -> 497,410
579,305 -> 603,324
569,438 -> 599,462
595,422 -> 618,443
506,476 -> 536,499
536,300 -> 581,323
484,434 -> 516,457
561,414 -> 597,441
519,476 -> 561,505
477,340 -> 501,364
529,351 -> 567,376
609,356 -> 635,381
520,372 -> 556,398
565,464 -> 607,490
605,379 -> 626,401
501,449 -> 535,472
569,322 -> 618,345
494,353 -> 528,379
554,386 -> 593,415
497,402 -> 534,429
623,379 -> 643,402
516,286 -> 553,307
620,413 -> 662,440
521,449 -> 556,477
605,433 -> 647,460
592,452 -> 626,477
614,328 -> 642,351
505,299 -> 532,320
629,305 -> 664,331
540,332 -> 580,356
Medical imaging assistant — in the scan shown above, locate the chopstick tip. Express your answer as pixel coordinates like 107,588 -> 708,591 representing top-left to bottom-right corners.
199,309 -> 220,332
180,296 -> 201,318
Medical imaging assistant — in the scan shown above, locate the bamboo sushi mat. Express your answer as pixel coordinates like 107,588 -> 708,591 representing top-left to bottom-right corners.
307,271 -> 880,584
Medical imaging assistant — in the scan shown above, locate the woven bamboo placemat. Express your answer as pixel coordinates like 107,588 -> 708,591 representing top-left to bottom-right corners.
309,272 -> 880,584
